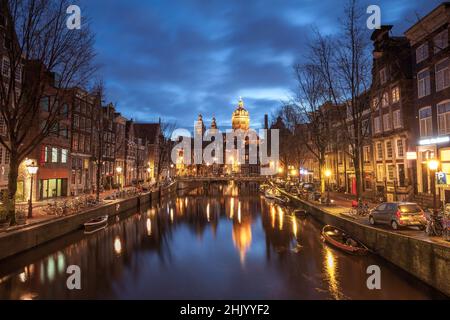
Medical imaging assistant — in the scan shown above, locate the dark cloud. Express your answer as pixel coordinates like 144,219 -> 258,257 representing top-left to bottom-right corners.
79,0 -> 444,128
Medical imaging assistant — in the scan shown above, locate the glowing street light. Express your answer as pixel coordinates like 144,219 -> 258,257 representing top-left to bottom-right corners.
26,161 -> 39,219
324,169 -> 332,206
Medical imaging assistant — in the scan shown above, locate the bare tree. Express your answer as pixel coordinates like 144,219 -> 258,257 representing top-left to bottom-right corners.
155,120 -> 176,184
0,0 -> 95,222
308,0 -> 372,198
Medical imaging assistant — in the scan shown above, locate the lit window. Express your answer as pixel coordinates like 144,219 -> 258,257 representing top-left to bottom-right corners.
61,149 -> 68,163
374,116 -> 381,134
52,147 -> 58,163
382,92 -> 389,107
385,140 -> 393,159
396,139 -> 404,158
387,164 -> 396,181
392,87 -> 400,103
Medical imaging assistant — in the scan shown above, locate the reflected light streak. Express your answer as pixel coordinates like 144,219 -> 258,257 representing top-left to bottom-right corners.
238,201 -> 241,224
270,205 -> 276,229
292,216 -> 298,238
146,218 -> 152,236
278,206 -> 284,230
206,203 -> 210,222
114,237 -> 122,255
324,247 -> 341,299
230,198 -> 234,219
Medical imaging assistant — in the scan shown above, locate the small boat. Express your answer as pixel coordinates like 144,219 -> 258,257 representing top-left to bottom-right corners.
264,188 -> 279,200
84,215 -> 108,234
321,225 -> 369,255
293,209 -> 307,217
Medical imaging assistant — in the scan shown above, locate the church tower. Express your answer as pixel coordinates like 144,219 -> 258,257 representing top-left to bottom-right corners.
195,114 -> 205,136
231,97 -> 250,131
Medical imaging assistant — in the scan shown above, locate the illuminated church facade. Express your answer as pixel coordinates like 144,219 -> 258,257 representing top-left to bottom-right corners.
177,98 -> 261,176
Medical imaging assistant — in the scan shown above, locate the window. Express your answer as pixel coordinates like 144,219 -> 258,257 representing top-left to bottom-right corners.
380,68 -> 387,84
418,69 -> 431,98
434,29 -> 448,53
372,97 -> 379,110
382,92 -> 389,108
376,142 -> 383,160
374,116 -> 381,134
385,140 -> 393,159
61,149 -> 68,163
0,146 -> 3,164
363,146 -> 371,163
5,149 -> 10,163
376,164 -> 385,181
44,146 -> 49,162
392,87 -> 400,103
40,97 -> 49,112
79,134 -> 85,153
435,59 -> 450,91
0,115 -> 5,135
437,100 -> 450,135
387,164 -> 396,181
72,133 -> 78,151
416,43 -> 429,63
396,139 -> 404,158
51,147 -> 58,163
2,56 -> 10,77
73,115 -> 79,129
14,64 -> 21,82
383,113 -> 391,131
393,109 -> 402,129
419,106 -> 433,137
61,104 -> 69,117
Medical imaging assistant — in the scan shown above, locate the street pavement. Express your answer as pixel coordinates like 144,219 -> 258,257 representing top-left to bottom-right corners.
276,186 -> 450,248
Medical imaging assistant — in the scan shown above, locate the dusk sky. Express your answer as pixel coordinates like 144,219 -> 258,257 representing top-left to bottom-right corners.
79,0 -> 443,129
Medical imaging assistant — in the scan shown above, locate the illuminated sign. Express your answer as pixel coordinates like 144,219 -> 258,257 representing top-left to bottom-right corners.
437,172 -> 447,185
406,152 -> 417,160
418,136 -> 450,146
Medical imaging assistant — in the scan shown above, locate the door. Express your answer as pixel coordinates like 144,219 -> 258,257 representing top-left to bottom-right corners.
372,203 -> 386,222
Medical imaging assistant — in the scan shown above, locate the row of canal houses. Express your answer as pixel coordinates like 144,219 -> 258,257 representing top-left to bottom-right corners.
0,3 -> 165,202
0,84 -> 163,201
315,3 -> 450,206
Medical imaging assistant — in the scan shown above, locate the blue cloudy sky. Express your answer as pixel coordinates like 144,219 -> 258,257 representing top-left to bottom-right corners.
78,0 -> 443,128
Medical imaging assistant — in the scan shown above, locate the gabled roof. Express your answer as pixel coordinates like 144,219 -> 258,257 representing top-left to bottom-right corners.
133,123 -> 161,142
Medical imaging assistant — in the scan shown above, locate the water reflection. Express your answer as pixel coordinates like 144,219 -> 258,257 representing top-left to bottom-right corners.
0,181 -> 445,300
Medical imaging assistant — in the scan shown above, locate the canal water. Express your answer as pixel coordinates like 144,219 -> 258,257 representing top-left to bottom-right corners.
0,182 -> 446,300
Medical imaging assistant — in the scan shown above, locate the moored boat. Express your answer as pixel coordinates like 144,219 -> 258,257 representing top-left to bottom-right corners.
84,215 -> 108,234
321,225 -> 369,255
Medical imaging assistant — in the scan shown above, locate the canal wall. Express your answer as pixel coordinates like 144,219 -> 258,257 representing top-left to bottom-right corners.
286,193 -> 450,297
0,182 -> 178,261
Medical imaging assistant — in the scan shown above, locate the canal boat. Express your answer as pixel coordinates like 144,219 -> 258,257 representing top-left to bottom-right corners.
321,225 -> 369,255
264,189 -> 289,205
293,209 -> 307,217
84,215 -> 108,234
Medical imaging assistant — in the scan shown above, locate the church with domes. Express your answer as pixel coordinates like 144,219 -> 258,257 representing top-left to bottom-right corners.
179,98 -> 261,177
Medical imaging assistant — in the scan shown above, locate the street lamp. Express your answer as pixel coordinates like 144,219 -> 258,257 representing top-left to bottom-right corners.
26,161 -> 38,219
325,169 -> 332,206
428,159 -> 439,215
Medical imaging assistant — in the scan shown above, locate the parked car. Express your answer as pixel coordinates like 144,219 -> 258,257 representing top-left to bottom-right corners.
368,202 -> 427,230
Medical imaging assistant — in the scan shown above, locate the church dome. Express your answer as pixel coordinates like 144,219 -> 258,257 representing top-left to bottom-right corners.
232,97 -> 250,130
